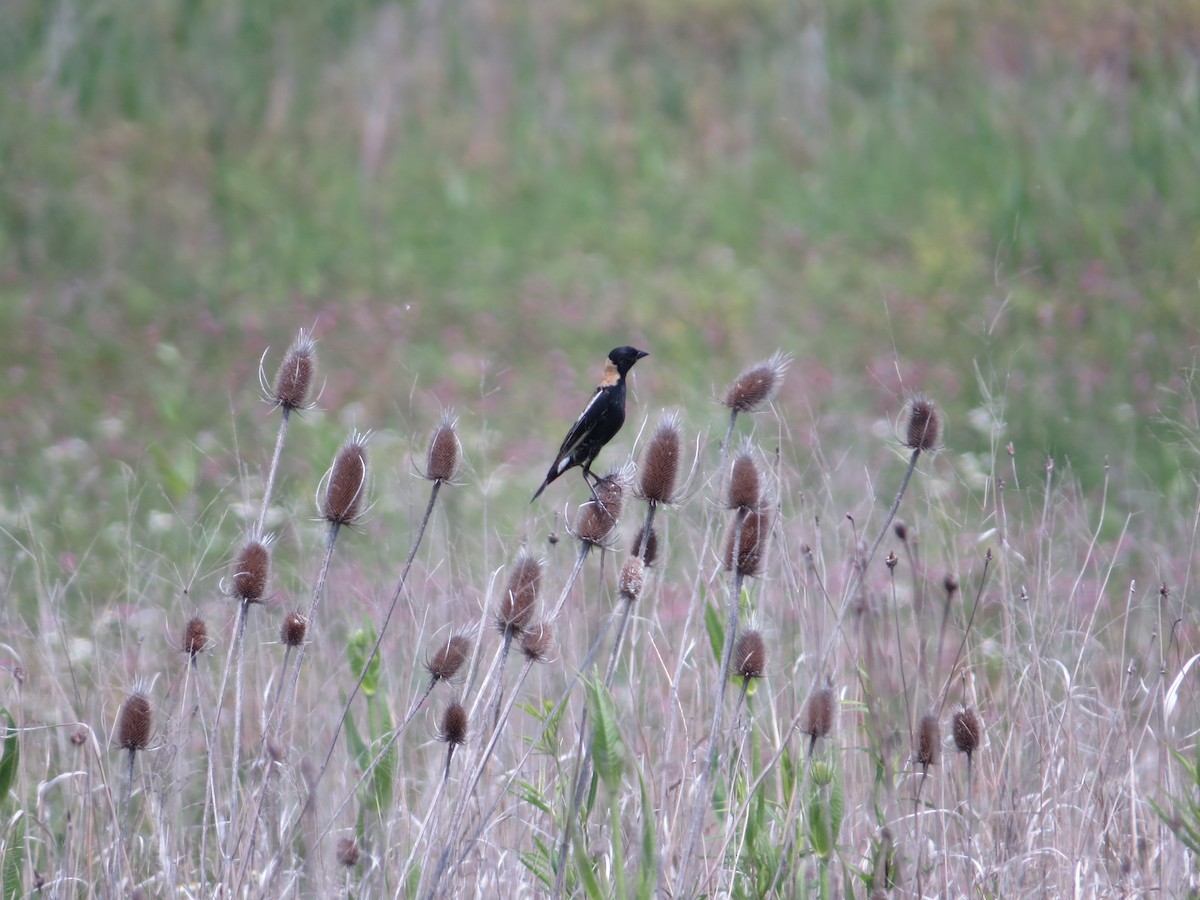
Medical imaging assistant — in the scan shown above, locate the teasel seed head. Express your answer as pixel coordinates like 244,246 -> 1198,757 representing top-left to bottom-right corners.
618,555 -> 645,604
638,413 -> 683,505
943,573 -> 959,597
722,505 -> 771,578
901,394 -> 942,452
229,535 -> 272,604
426,633 -> 471,683
732,630 -> 766,680
70,728 -> 88,747
439,701 -> 469,746
336,837 -> 361,869
281,611 -> 307,648
182,615 -> 209,659
268,328 -> 317,412
727,445 -> 762,512
917,712 -> 940,772
573,469 -> 628,547
424,412 -> 461,483
893,521 -> 908,541
952,706 -> 982,760
117,692 -> 152,752
521,623 -> 555,663
722,351 -> 791,414
323,430 -> 369,526
631,524 -> 659,565
800,686 -> 836,746
496,554 -> 541,636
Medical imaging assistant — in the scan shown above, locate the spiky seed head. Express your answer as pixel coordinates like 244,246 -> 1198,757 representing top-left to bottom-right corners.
732,630 -> 766,680
521,623 -> 554,663
727,447 -> 761,511
231,537 -> 271,603
281,611 -> 307,648
182,616 -> 208,658
426,633 -> 471,683
917,713 -> 940,770
574,473 -> 626,546
336,837 -> 360,869
70,728 -> 88,747
894,521 -> 909,541
619,556 -> 645,603
943,573 -> 959,597
902,394 -> 942,452
723,351 -> 790,414
323,431 -> 369,525
425,413 -> 461,483
800,686 -> 836,743
117,692 -> 152,752
953,707 -> 982,758
631,524 -> 658,565
439,701 -> 469,746
722,506 -> 771,578
638,414 -> 682,505
271,329 -> 317,411
497,555 -> 541,635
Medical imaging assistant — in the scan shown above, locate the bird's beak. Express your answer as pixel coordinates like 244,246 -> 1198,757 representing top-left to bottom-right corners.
636,350 -> 649,359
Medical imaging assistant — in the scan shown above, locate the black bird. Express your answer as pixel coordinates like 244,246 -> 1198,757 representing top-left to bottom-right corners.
531,346 -> 648,502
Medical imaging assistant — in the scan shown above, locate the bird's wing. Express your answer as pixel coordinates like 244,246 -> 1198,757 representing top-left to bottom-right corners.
554,387 -> 611,461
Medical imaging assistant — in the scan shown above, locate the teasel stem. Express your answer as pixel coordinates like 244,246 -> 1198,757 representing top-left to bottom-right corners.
402,702 -> 468,886
256,412 -> 290,535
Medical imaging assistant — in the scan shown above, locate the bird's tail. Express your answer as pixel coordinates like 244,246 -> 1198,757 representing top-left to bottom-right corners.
531,479 -> 549,504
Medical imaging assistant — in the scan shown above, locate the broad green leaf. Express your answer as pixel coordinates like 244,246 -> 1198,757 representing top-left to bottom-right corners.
636,765 -> 658,900
1,811 -> 23,900
586,680 -> 625,789
704,599 -> 723,666
347,626 -> 381,697
571,814 -> 604,900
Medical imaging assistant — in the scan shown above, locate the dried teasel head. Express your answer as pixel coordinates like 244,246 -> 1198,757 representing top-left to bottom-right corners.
917,712 -> 940,772
618,555 -> 645,604
336,837 -> 361,869
228,534 -> 272,604
722,506 -> 771,578
727,444 -> 762,512
117,692 -> 152,752
722,351 -> 791,414
520,623 -> 554,663
952,706 -> 982,760
496,554 -> 541,636
800,686 -> 836,747
322,430 -> 369,526
438,701 -> 469,746
732,630 -> 766,680
426,633 -> 471,683
267,328 -> 317,412
637,413 -> 682,505
631,524 -> 658,565
424,412 -> 461,484
182,615 -> 208,659
280,611 -> 307,648
572,469 -> 629,547
900,394 -> 942,453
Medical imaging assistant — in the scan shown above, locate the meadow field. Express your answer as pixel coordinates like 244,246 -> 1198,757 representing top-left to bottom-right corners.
1,0 -> 1199,896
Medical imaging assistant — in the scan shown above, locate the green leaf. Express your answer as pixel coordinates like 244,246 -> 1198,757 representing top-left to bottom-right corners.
704,599 -> 723,666
347,625 -> 381,697
0,811 -> 23,900
0,710 -> 17,801
571,813 -> 605,900
636,765 -> 658,900
586,680 -> 625,790
342,703 -> 369,772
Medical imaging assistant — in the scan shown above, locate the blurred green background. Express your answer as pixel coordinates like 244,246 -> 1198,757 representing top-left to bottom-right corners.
2,0 -> 1199,613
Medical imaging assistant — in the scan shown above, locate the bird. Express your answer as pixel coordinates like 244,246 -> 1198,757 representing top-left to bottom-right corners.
531,345 -> 648,503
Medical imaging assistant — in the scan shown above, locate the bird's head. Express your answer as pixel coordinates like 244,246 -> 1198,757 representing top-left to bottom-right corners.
608,346 -> 649,377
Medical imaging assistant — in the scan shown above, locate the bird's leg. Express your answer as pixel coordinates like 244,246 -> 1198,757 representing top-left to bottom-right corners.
581,466 -> 603,506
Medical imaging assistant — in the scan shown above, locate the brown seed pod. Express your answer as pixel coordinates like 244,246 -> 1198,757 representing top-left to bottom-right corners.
732,630 -> 766,680
800,686 -> 836,745
722,506 -> 771,578
520,623 -> 554,663
917,712 -> 940,772
426,633 -> 471,683
631,524 -> 658,565
231,537 -> 271,604
638,413 -> 682,505
323,431 -> 369,525
439,701 -> 469,746
182,616 -> 208,658
270,329 -> 317,412
117,693 -> 152,752
280,611 -> 307,648
952,707 -> 982,758
573,472 -> 627,546
336,836 -> 361,868
425,413 -> 461,483
618,556 -> 645,603
902,394 -> 942,452
727,447 -> 762,512
722,351 -> 790,414
496,555 -> 541,635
